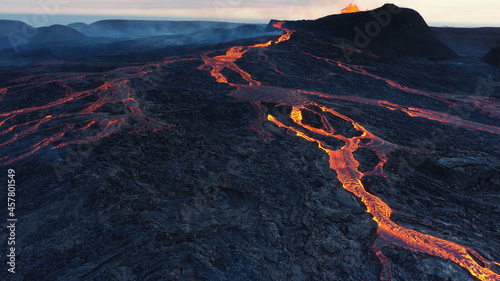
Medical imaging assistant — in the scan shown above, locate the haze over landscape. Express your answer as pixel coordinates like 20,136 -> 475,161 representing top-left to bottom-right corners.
1,0 -> 500,27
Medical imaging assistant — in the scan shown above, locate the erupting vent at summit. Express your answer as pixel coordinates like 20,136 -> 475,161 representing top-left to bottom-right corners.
341,2 -> 361,13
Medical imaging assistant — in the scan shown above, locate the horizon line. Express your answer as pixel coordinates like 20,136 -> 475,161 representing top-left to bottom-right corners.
1,13 -> 499,29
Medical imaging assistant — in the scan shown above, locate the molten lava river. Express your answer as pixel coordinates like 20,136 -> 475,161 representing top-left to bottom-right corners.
1,22 -> 500,280
201,23 -> 500,280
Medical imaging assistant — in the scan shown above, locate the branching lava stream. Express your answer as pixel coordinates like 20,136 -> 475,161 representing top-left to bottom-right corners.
0,58 -> 195,165
268,106 -> 500,280
199,23 -> 500,280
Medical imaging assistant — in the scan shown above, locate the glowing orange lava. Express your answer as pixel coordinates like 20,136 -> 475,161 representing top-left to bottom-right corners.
0,58 -> 196,165
198,21 -> 293,87
302,52 -> 500,118
295,89 -> 500,135
268,106 -> 500,280
272,21 -> 293,43
197,25 -> 500,280
341,2 -> 361,14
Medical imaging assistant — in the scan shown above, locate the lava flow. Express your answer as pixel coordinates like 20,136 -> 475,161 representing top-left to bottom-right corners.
268,105 -> 500,281
0,58 -> 195,166
198,21 -> 293,87
295,89 -> 500,135
198,23 -> 500,280
303,52 -> 500,119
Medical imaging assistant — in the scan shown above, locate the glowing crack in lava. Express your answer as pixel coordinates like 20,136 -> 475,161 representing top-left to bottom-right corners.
295,89 -> 500,135
268,106 -> 500,281
341,2 -> 361,14
302,51 -> 500,119
0,58 -> 194,166
199,23 -> 500,280
198,21 -> 293,87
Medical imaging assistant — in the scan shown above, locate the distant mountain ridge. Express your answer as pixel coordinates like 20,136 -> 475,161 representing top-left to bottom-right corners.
431,27 -> 500,57
69,20 -> 244,38
30,25 -> 86,43
0,22 -> 86,51
0,19 -> 250,52
0,20 -> 31,37
0,20 -> 33,50
3,7 -> 500,62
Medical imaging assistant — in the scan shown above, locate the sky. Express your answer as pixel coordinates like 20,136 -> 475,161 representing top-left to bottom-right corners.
0,0 -> 499,27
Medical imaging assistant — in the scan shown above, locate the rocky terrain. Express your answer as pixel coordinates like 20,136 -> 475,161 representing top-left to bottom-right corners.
432,27 -> 500,57
0,4 -> 499,281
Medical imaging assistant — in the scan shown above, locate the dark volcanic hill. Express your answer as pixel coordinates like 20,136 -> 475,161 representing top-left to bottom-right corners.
481,47 -> 500,66
67,22 -> 87,30
273,4 -> 458,59
0,20 -> 31,37
30,25 -> 86,43
70,20 -> 244,38
0,24 -> 86,53
0,20 -> 33,50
